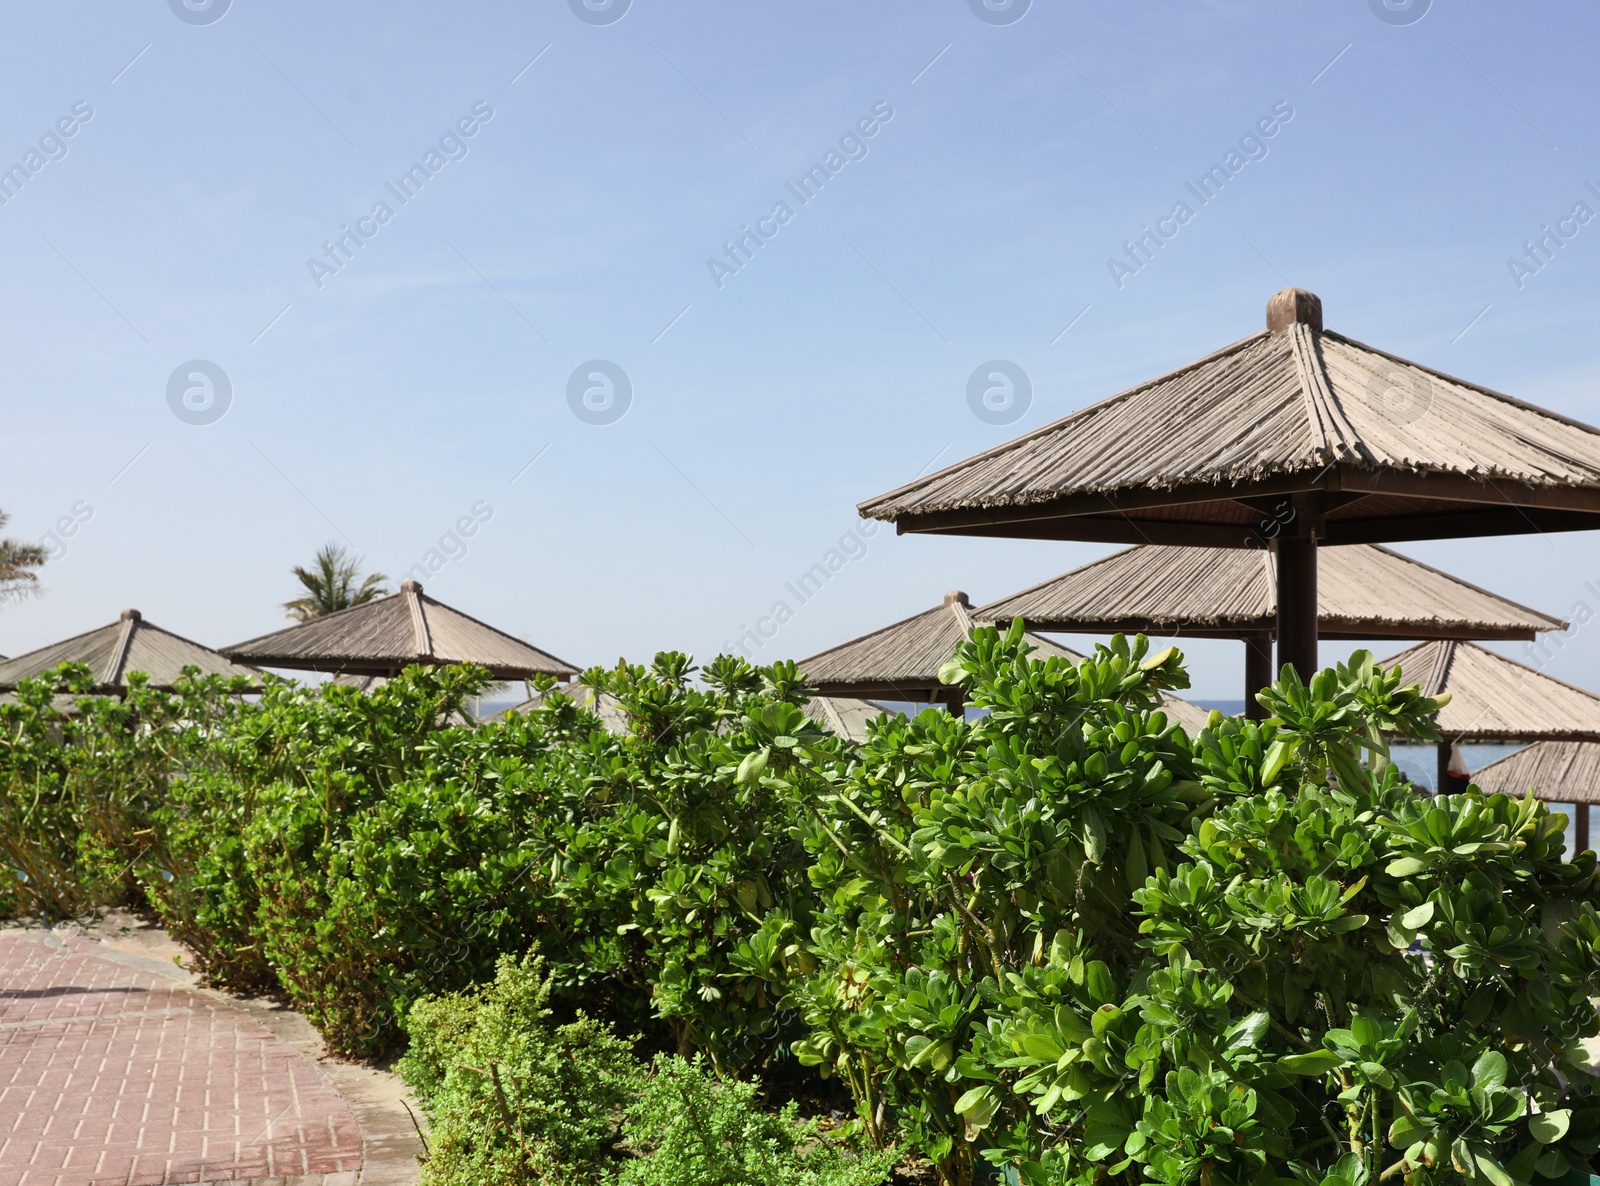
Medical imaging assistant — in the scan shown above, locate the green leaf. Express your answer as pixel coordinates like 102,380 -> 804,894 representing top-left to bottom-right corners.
1529,1109 -> 1571,1144
954,1084 -> 995,1116
1386,856 -> 1428,877
1400,900 -> 1435,929
1085,961 -> 1115,1005
1534,1148 -> 1569,1178
1225,1011 -> 1270,1051
1475,1147 -> 1516,1186
1389,1113 -> 1429,1148
1279,1050 -> 1344,1075
735,748 -> 769,785
1262,738 -> 1299,784
1472,1050 -> 1509,1091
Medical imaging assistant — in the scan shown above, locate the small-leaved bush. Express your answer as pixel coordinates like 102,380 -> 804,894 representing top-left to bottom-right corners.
400,948 -> 641,1185
613,1055 -> 899,1186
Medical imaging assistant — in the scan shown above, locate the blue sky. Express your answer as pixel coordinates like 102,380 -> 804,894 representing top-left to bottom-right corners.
4,0 -> 1599,702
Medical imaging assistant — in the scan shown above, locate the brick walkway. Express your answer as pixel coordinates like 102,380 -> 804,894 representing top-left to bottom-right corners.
0,931 -> 364,1186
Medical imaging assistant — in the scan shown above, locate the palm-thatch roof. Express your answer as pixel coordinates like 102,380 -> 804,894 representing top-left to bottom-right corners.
0,609 -> 261,693
978,544 -> 1563,641
860,289 -> 1600,547
799,591 -> 1072,700
1380,639 -> 1600,743
1468,741 -> 1600,805
225,581 -> 578,681
804,695 -> 890,744
798,590 -> 1213,731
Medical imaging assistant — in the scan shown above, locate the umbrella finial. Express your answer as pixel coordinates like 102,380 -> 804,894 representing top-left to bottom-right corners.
944,590 -> 969,608
401,580 -> 422,594
120,608 -> 141,622
1266,287 -> 1322,334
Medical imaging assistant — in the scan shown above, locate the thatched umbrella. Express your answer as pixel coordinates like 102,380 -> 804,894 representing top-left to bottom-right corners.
979,543 -> 1563,716
1469,740 -> 1600,853
803,695 -> 891,744
1379,638 -> 1600,803
860,288 -> 1600,687
798,590 -> 1213,733
225,580 -> 578,688
0,609 -> 260,694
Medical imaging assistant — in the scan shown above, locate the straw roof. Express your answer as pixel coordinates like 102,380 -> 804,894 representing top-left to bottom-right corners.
799,591 -> 1077,700
798,590 -> 1213,731
978,544 -> 1563,640
1468,741 -> 1600,804
805,695 -> 889,744
0,609 -> 261,693
860,289 -> 1600,547
226,581 -> 578,680
1380,639 -> 1600,743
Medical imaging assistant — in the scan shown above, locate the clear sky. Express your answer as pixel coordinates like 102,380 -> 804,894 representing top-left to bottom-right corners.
4,0 -> 1599,702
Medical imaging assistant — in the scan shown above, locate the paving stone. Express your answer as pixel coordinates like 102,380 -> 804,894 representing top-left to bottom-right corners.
0,935 -> 363,1186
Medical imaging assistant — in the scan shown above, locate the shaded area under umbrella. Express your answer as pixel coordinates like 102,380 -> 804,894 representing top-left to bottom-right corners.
978,543 -> 1564,716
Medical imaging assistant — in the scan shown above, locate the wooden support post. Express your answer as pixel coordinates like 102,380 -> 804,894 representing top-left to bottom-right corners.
937,688 -> 966,718
1578,803 -> 1591,857
1275,534 -> 1319,682
1436,742 -> 1451,796
1244,636 -> 1273,719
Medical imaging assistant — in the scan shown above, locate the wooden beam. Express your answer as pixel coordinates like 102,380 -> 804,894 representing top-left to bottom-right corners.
888,472 -> 1332,535
1244,636 -> 1273,720
1324,506 -> 1600,545
907,515 -> 1277,548
1337,469 -> 1600,514
1275,501 -> 1319,681
809,681 -> 949,701
980,617 -> 1538,641
877,464 -> 1600,546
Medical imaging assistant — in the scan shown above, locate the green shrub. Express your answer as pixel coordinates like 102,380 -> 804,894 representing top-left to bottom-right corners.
613,1054 -> 897,1186
400,948 -> 643,1185
11,625 -> 1600,1186
776,625 -> 1600,1186
138,769 -> 275,990
0,663 -> 252,922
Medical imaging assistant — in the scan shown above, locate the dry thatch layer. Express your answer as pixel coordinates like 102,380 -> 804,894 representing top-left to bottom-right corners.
859,290 -> 1600,547
226,581 -> 577,681
803,696 -> 888,744
978,544 -> 1563,640
798,591 -> 1074,700
0,609 -> 260,693
1380,639 -> 1600,743
798,590 -> 1212,732
1468,741 -> 1600,804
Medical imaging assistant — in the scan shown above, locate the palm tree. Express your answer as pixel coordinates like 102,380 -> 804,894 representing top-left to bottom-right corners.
283,543 -> 389,622
0,510 -> 47,607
